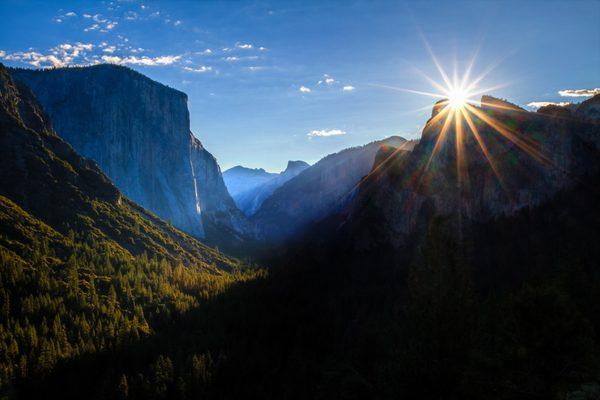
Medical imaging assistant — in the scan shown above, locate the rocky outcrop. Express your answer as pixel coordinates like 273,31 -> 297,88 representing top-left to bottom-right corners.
346,96 -> 600,251
227,160 -> 310,216
10,64 -> 251,244
252,136 -> 411,242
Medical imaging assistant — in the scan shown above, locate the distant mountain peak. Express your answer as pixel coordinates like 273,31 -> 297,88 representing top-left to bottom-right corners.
284,160 -> 310,174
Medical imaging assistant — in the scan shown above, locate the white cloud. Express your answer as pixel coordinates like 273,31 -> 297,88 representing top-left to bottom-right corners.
174,20 -> 182,26
198,49 -> 212,55
236,43 -> 253,49
84,24 -> 100,32
184,65 -> 212,73
299,86 -> 311,93
526,101 -> 571,110
125,11 -> 138,20
247,66 -> 264,71
83,14 -> 92,18
318,75 -> 336,85
225,56 -> 239,62
65,11 -> 77,17
1,42 -> 95,68
343,85 -> 355,91
258,46 -> 267,51
307,129 -> 346,137
558,88 -> 600,97
0,51 -> 5,57
102,46 -> 117,53
101,55 -> 181,66
55,18 -> 63,23
3,51 -> 65,68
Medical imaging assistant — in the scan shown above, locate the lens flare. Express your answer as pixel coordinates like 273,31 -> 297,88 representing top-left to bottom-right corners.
365,46 -> 555,203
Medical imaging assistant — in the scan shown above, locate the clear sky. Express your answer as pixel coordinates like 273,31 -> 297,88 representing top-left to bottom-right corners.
1,0 -> 598,172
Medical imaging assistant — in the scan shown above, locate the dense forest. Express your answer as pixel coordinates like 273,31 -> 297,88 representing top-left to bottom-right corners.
3,171 -> 597,400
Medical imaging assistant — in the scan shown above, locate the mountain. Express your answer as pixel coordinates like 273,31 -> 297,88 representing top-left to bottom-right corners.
0,64 -> 239,266
228,160 -> 310,216
344,96 -> 600,252
10,64 -> 252,247
573,93 -> 600,121
0,63 -> 253,392
223,166 -> 278,199
252,136 -> 414,242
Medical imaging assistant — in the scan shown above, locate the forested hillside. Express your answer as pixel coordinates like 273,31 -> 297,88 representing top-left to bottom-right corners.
0,64 -> 258,397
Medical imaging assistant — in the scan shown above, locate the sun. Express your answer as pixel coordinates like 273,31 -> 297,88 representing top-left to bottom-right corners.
447,86 -> 470,109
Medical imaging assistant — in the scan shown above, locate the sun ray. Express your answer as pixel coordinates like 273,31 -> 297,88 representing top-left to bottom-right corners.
460,107 -> 512,201
424,106 -> 454,173
368,83 -> 447,99
455,108 -> 468,188
465,103 -> 552,166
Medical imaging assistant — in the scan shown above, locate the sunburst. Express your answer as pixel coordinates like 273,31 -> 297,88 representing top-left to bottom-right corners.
360,47 -> 556,205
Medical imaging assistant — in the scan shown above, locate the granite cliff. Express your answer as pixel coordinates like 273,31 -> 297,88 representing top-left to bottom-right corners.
0,63 -> 238,268
10,64 -> 251,246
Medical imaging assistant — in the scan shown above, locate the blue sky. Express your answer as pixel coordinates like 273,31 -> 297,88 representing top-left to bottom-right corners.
1,0 -> 598,172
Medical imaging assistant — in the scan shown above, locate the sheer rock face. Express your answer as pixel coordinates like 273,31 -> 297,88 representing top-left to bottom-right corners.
11,65 -> 250,242
346,96 -> 600,251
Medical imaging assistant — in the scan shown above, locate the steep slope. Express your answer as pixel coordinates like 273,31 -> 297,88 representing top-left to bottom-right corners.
0,63 -> 251,393
10,64 -> 251,246
252,136 -> 413,241
232,160 -> 310,216
223,166 -> 278,199
346,96 -> 600,251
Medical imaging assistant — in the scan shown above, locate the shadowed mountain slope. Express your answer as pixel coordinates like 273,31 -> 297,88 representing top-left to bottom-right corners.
252,136 -> 414,242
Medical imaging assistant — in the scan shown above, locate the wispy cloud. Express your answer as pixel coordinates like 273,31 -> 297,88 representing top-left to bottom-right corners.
184,65 -> 212,73
299,86 -> 311,93
558,88 -> 600,97
236,43 -> 253,49
526,101 -> 571,110
55,11 -> 77,22
78,13 -> 119,33
343,85 -> 355,91
102,55 -> 181,66
307,129 -> 346,137
318,74 -> 336,86
225,56 -> 239,62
